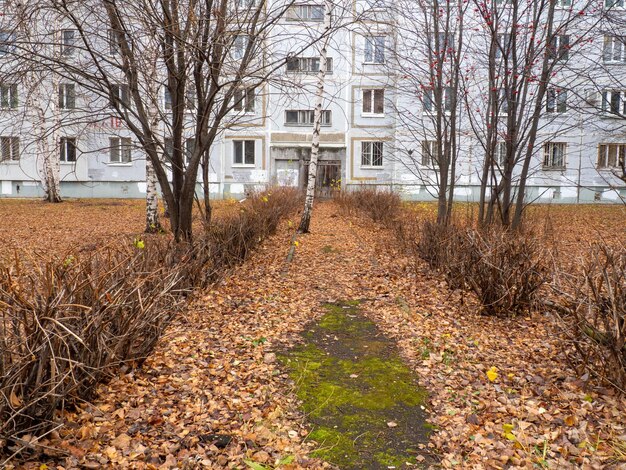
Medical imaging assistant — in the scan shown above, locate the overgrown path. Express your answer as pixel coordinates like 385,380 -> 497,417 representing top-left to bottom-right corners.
33,202 -> 626,469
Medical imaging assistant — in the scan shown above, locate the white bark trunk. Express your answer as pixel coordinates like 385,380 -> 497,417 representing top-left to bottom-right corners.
145,157 -> 160,232
298,0 -> 333,233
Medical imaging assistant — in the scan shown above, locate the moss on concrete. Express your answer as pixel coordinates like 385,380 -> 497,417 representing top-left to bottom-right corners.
279,302 -> 430,469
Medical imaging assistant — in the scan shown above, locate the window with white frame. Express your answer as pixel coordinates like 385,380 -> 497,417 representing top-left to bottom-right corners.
421,140 -> 439,167
546,87 -> 567,113
233,140 -> 255,165
498,88 -> 509,115
364,36 -> 385,63
110,84 -> 130,108
549,34 -> 570,61
164,88 -> 195,110
423,87 -> 453,113
495,33 -> 511,59
108,29 -> 125,55
361,141 -> 384,167
0,30 -> 15,57
555,0 -> 572,7
60,29 -> 76,56
0,136 -> 19,162
235,0 -> 257,10
59,83 -> 76,110
603,35 -> 626,63
287,4 -> 325,21
60,137 -> 77,162
232,35 -> 249,60
286,56 -> 333,74
597,143 -> 625,168
362,89 -> 384,115
543,142 -> 566,169
605,0 -> 624,8
185,138 -> 195,162
366,0 -> 386,9
495,141 -> 507,165
109,137 -> 132,163
285,109 -> 331,126
427,33 -> 455,55
0,83 -> 17,109
164,88 -> 172,110
233,87 -> 255,113
601,90 -> 626,115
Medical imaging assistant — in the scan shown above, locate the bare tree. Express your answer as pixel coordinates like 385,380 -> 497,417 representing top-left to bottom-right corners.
392,0 -> 469,225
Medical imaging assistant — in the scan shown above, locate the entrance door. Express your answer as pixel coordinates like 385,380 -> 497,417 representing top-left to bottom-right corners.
304,160 -> 341,199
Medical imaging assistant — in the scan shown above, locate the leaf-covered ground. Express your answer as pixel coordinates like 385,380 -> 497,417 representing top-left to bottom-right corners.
4,201 -> 626,469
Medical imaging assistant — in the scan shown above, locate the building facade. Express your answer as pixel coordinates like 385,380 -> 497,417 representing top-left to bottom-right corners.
0,0 -> 624,203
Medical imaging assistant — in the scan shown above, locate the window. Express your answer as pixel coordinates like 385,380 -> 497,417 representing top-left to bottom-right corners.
0,30 -> 15,57
59,83 -> 76,110
0,83 -> 17,109
423,87 -> 453,113
232,35 -> 249,60
235,0 -> 257,10
164,88 -> 195,110
233,87 -> 255,113
421,140 -> 439,167
364,36 -> 385,63
108,29 -> 129,55
546,88 -> 567,113
366,0 -> 386,9
498,88 -> 509,115
284,109 -> 332,126
603,36 -> 626,63
286,56 -> 333,73
233,140 -> 255,165
495,33 -> 511,59
109,137 -> 132,163
605,0 -> 624,8
549,34 -> 570,61
61,29 -> 76,56
361,141 -> 384,167
287,4 -> 325,21
597,143 -> 625,168
362,89 -> 384,115
60,137 -> 77,163
110,84 -> 130,108
543,142 -> 566,169
555,0 -> 572,7
495,141 -> 507,165
0,136 -> 19,162
164,138 -> 174,160
185,138 -> 196,162
601,90 -> 626,115
427,33 -> 455,55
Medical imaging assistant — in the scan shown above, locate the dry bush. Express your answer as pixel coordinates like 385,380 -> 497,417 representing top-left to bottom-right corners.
336,188 -> 401,226
0,188 -> 299,450
553,244 -> 626,391
399,218 -> 546,316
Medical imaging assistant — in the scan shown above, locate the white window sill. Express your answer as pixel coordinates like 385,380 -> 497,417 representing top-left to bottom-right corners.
545,111 -> 568,115
597,167 -> 621,171
233,164 -> 256,168
363,61 -> 385,65
360,165 -> 384,169
542,166 -> 566,171
233,111 -> 257,116
284,123 -> 332,127
60,161 -> 76,165
0,108 -> 18,111
603,60 -> 626,65
0,160 -> 20,164
107,162 -> 133,166
362,113 -> 385,118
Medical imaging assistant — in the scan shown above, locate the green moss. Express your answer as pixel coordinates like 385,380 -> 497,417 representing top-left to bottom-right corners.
279,301 -> 431,469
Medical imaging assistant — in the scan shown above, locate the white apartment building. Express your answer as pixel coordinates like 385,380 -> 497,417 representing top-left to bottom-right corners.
0,0 -> 624,203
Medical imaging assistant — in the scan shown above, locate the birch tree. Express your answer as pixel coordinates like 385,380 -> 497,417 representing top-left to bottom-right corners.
298,0 -> 334,233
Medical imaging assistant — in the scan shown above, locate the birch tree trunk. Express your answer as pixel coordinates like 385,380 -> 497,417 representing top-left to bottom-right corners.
145,156 -> 161,232
298,0 -> 332,234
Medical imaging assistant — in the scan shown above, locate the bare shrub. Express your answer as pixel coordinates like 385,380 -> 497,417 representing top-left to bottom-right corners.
336,188 -> 401,226
552,244 -> 626,391
397,216 -> 546,316
0,188 -> 299,449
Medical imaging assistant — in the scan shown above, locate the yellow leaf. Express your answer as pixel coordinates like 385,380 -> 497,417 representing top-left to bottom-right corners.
294,241 -> 299,247
502,423 -> 514,434
504,432 -> 517,441
486,366 -> 498,382
262,196 -> 269,202
39,465 -> 48,470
